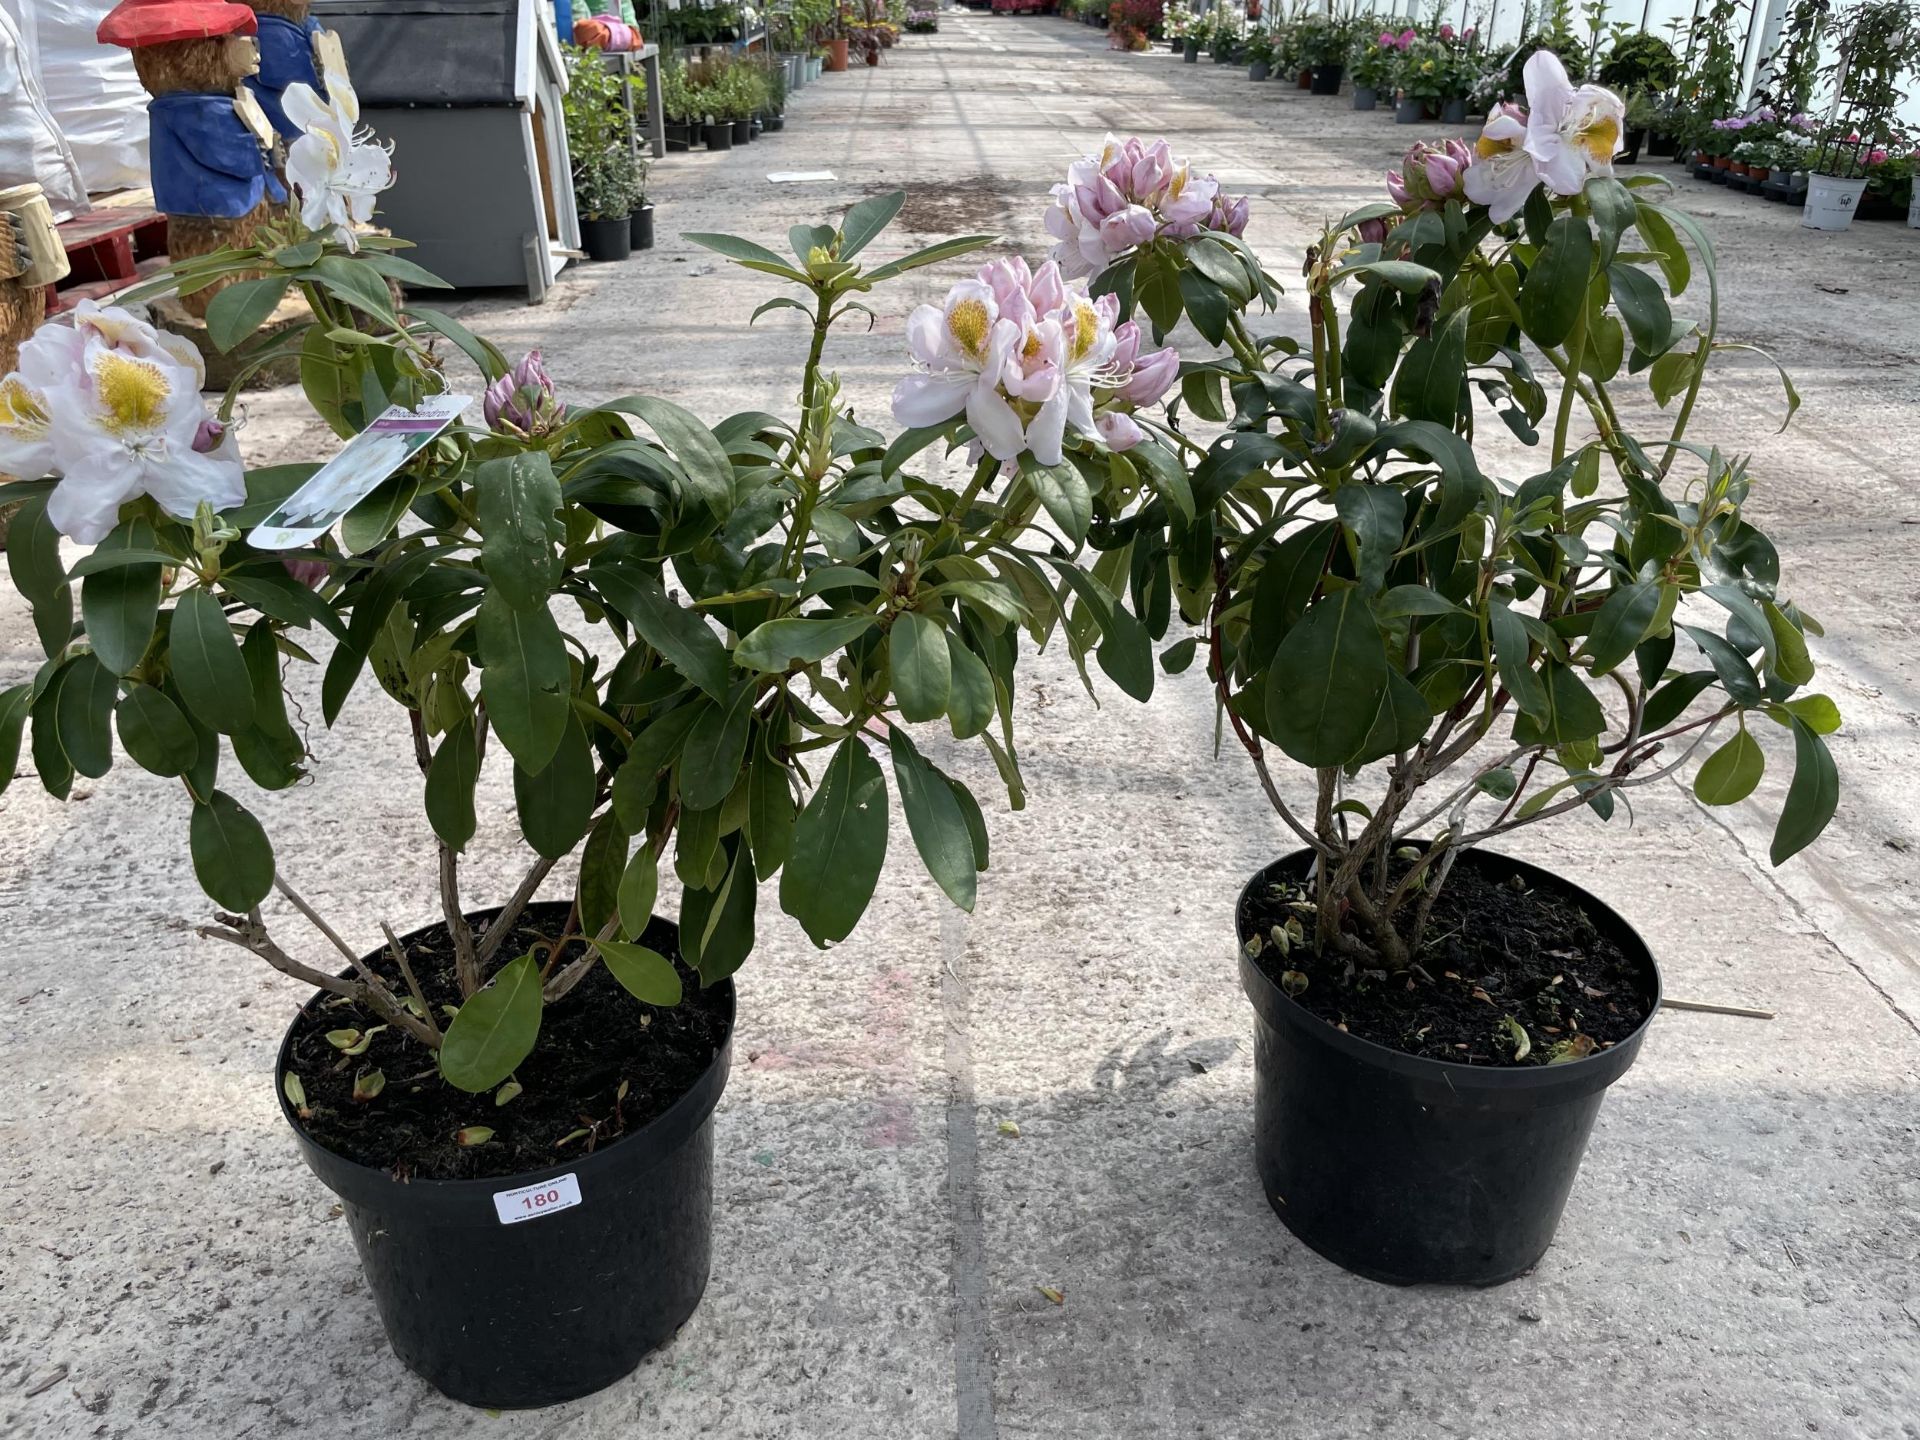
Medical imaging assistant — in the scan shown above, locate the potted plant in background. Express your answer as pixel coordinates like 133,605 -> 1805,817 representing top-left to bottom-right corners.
0,141 -> 1175,1403
1803,0 -> 1917,229
1245,25 -> 1276,82
629,156 -> 655,250
1393,34 -> 1446,122
1349,26 -> 1396,109
575,142 -> 641,261
1209,15 -> 1239,65
1052,52 -> 1832,1287
821,0 -> 852,69
1299,10 -> 1348,95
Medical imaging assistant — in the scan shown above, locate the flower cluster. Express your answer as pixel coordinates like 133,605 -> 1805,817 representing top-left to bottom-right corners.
1460,51 -> 1624,223
891,256 -> 1177,465
0,301 -> 244,544
1044,134 -> 1250,280
1387,139 -> 1471,211
485,350 -> 568,439
285,73 -> 395,254
1377,27 -> 1416,50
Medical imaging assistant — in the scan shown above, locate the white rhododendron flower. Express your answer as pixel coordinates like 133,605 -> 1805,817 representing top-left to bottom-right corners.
1462,103 -> 1541,223
1520,50 -> 1625,193
892,257 -> 1176,465
284,72 -> 395,253
0,301 -> 245,544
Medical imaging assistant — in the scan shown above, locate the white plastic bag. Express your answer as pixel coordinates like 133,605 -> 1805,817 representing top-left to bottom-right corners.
5,0 -> 150,196
0,1 -> 87,216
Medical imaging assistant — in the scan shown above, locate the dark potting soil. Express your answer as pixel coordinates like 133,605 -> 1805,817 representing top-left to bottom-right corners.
1240,857 -> 1653,1066
283,906 -> 730,1181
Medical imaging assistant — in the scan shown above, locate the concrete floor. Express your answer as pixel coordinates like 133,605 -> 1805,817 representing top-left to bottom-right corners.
4,12 -> 1919,1439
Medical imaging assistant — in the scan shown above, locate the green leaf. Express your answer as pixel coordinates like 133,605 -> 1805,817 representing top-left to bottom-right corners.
679,683 -> 756,811
52,651 -> 116,778
945,640 -> 995,740
1778,693 -> 1841,735
169,589 -> 255,734
839,191 -> 905,258
1519,216 -> 1594,350
780,736 -> 888,948
424,718 -> 480,852
617,845 -> 660,938
1607,263 -> 1674,358
747,735 -> 796,880
863,234 -> 998,282
1679,624 -> 1762,706
189,791 -> 274,910
116,683 -> 198,777
1376,585 -> 1458,619
1642,670 -> 1719,732
602,397 -> 737,517
577,812 -> 628,936
1769,718 -> 1838,865
475,452 -> 564,611
888,729 -> 976,912
734,614 -> 875,673
1334,484 -> 1406,595
1135,247 -> 1183,338
1583,177 -> 1636,267
512,714 -> 596,859
1489,600 -> 1548,718
611,701 -> 705,828
340,474 -> 418,554
890,612 -> 951,724
310,254 -> 399,324
1511,662 -> 1606,746
1632,201 -> 1690,297
1354,669 -> 1431,766
947,774 -> 989,871
595,940 -> 683,1006
1339,259 -> 1440,292
438,953 -> 543,1093
406,305 -> 510,381
1694,726 -> 1764,805
1266,590 -> 1388,768
1389,309 -> 1468,426
683,231 -> 805,274
1763,602 -> 1815,686
1581,580 -> 1662,677
204,274 -> 292,353
80,521 -> 162,676
591,563 -> 731,700
1249,520 -> 1336,665
0,684 -> 31,798
476,588 -> 570,772
1021,459 -> 1092,548
219,570 -> 346,641
7,495 -> 73,658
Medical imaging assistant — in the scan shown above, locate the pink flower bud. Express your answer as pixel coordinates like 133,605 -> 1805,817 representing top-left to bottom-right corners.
191,417 -> 227,453
282,555 -> 329,589
484,350 -> 566,438
1357,217 -> 1390,245
1096,411 -> 1145,452
1121,342 -> 1179,406
1439,23 -> 1454,40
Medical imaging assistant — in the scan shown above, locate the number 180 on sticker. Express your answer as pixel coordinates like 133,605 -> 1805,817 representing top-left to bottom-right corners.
492,1172 -> 583,1225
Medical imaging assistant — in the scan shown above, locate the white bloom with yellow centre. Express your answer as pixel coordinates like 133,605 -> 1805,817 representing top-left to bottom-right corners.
892,280 -> 1026,461
0,301 -> 245,544
284,72 -> 395,253
1520,50 -> 1625,195
1462,104 -> 1543,224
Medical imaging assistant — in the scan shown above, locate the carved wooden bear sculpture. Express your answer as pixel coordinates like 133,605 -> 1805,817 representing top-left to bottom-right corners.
243,0 -> 347,143
97,0 -> 286,318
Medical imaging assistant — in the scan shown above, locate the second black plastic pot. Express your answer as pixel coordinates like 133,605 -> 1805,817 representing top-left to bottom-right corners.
704,122 -> 733,151
630,203 -> 655,250
1310,63 -> 1343,95
1237,848 -> 1659,1287
580,216 -> 632,262
278,909 -> 735,1407
731,118 -> 752,145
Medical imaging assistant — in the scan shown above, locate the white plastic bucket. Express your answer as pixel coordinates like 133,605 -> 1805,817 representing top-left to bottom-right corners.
1802,173 -> 1867,230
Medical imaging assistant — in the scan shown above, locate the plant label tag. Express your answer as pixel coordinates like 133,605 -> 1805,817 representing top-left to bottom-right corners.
493,1172 -> 582,1225
247,393 -> 471,550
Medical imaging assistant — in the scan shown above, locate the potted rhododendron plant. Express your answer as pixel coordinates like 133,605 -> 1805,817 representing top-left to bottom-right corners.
1051,50 -> 1835,1286
0,70 -> 1166,1404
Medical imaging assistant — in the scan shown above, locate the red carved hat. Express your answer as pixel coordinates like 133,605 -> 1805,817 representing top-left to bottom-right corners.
96,0 -> 258,47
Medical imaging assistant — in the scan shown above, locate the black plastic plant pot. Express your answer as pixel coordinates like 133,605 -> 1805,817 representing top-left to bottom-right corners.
705,122 -> 733,151
731,118 -> 752,145
1249,60 -> 1269,81
276,915 -> 735,1408
1236,848 -> 1660,1288
580,215 -> 632,262
1353,84 -> 1377,110
664,121 -> 693,151
765,113 -> 786,132
630,203 -> 655,250
1619,127 -> 1644,164
1182,38 -> 1199,60
1310,63 -> 1342,95
1439,95 -> 1466,123
1394,96 -> 1423,124
1646,130 -> 1676,157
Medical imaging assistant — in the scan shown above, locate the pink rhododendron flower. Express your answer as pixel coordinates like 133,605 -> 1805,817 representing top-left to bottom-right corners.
893,256 -> 1169,464
1869,147 -> 1889,164
1043,134 -> 1248,275
1387,139 -> 1471,210
485,350 -> 566,439
1439,23 -> 1455,40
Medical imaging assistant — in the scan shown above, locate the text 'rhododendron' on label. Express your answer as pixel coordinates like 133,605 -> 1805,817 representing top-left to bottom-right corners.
891,256 -> 1176,465
1044,135 -> 1249,279
0,301 -> 244,544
